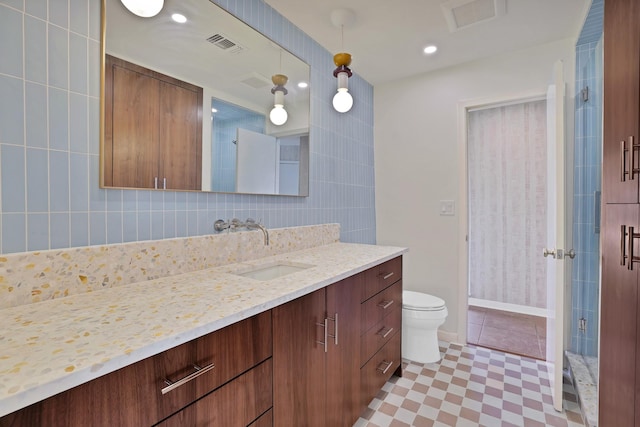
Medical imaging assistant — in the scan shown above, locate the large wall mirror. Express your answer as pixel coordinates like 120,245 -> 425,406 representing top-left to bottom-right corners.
101,0 -> 310,196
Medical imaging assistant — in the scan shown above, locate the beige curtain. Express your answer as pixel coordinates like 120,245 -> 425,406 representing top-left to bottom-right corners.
468,99 -> 547,308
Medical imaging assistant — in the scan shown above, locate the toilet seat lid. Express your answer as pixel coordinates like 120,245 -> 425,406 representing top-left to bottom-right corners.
403,291 -> 446,311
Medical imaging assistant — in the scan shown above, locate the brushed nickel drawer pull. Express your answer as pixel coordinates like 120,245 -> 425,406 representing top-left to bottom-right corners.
377,300 -> 394,309
631,136 -> 639,180
377,327 -> 394,339
316,318 -> 328,353
621,225 -> 628,266
377,360 -> 393,374
162,363 -> 215,394
327,313 -> 338,345
382,272 -> 394,280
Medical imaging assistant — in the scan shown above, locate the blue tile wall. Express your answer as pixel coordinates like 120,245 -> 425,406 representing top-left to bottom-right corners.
571,0 -> 603,357
0,0 -> 376,254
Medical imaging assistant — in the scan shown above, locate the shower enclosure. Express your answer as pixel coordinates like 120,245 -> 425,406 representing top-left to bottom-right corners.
567,29 -> 602,427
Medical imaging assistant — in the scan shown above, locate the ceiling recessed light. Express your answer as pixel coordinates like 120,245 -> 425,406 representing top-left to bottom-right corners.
298,82 -> 308,89
171,13 -> 187,23
423,45 -> 438,54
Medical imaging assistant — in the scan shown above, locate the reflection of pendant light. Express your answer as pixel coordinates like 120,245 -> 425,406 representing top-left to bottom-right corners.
331,9 -> 356,113
120,0 -> 164,17
270,74 -> 288,126
270,50 -> 288,126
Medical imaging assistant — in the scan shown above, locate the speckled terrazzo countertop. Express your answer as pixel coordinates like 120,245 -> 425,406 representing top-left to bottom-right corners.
0,242 -> 407,417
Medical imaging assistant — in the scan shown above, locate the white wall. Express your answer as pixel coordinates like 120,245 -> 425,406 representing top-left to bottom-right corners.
374,38 -> 575,339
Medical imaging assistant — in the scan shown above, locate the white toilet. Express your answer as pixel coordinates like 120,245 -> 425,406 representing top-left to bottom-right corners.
402,290 -> 448,364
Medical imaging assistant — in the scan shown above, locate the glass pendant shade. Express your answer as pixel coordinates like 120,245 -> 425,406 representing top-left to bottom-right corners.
120,0 -> 164,17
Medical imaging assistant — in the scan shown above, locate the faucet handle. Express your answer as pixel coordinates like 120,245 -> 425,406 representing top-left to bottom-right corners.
213,219 -> 228,232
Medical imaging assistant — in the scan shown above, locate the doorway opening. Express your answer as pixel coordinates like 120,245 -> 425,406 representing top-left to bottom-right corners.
465,98 -> 548,360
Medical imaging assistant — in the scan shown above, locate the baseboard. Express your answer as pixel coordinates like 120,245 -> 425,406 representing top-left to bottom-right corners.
468,297 -> 547,317
438,330 -> 459,343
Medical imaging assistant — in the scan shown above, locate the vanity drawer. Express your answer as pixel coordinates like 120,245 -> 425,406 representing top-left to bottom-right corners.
157,310 -> 272,419
363,256 -> 402,301
157,358 -> 273,427
2,311 -> 272,427
360,333 -> 401,409
193,310 -> 272,396
361,280 -> 402,334
360,305 -> 401,367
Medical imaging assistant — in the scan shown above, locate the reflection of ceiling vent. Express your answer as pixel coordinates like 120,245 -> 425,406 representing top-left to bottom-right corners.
441,0 -> 506,32
239,72 -> 272,89
206,33 -> 244,53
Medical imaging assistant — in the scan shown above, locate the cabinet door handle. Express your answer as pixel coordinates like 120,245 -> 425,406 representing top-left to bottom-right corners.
376,326 -> 394,339
162,363 -> 215,394
163,177 -> 167,190
327,313 -> 338,346
628,226 -> 640,271
382,272 -> 394,280
631,136 -> 638,181
376,360 -> 394,374
316,318 -> 328,353
621,225 -> 628,266
154,176 -> 159,189
377,300 -> 394,309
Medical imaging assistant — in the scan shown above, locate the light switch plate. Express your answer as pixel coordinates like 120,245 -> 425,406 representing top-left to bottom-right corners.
440,200 -> 455,216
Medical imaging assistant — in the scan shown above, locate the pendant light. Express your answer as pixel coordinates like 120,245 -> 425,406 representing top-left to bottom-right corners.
270,50 -> 288,126
270,74 -> 288,126
120,0 -> 164,18
330,9 -> 356,113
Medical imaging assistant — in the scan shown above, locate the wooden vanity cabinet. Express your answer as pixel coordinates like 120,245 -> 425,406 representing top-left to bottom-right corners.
104,55 -> 203,191
1,311 -> 272,427
600,0 -> 640,425
272,273 -> 363,427
360,257 -> 403,408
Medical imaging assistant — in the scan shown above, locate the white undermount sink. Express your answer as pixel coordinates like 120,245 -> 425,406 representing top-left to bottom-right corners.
233,261 -> 314,281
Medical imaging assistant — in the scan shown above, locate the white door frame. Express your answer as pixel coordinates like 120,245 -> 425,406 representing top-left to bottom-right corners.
456,89 -> 551,344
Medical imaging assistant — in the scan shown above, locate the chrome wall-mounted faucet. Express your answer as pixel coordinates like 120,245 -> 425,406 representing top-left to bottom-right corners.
213,218 -> 269,245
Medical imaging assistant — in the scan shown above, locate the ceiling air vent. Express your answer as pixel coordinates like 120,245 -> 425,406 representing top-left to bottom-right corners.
441,0 -> 506,32
206,33 -> 244,54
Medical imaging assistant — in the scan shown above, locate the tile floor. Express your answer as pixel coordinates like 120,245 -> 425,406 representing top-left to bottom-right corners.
467,306 -> 547,360
355,341 -> 584,427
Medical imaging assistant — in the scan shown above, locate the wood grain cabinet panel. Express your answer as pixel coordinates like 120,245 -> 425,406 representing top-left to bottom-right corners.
363,257 -> 402,302
273,273 -> 363,427
361,280 -> 402,334
0,312 -> 272,427
600,0 -> 640,425
360,333 -> 401,410
156,359 -> 272,427
360,257 -> 402,409
600,205 -> 639,426
104,55 -> 202,191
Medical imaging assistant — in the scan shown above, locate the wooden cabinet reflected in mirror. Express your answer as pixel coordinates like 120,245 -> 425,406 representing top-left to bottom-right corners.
104,55 -> 203,191
101,0 -> 310,196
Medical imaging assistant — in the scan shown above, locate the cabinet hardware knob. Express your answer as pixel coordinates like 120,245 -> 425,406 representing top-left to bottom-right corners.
376,327 -> 394,339
161,363 -> 215,394
377,300 -> 394,309
377,360 -> 394,375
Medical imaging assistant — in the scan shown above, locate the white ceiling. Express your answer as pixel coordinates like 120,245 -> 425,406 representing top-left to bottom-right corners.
264,0 -> 591,85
